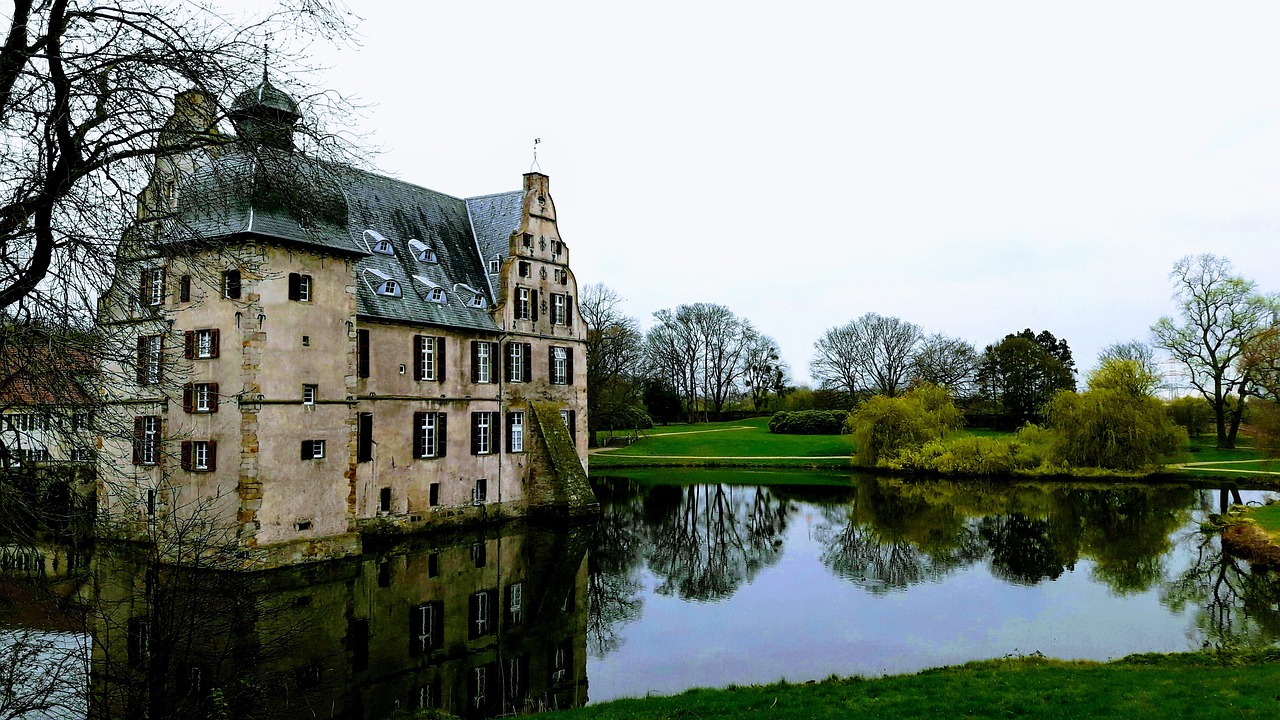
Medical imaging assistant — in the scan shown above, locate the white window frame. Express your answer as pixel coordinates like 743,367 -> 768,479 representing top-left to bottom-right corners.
510,412 -> 524,453
476,343 -> 491,384
473,591 -> 491,635
302,384 -> 317,405
297,274 -> 311,302
476,414 -> 490,455
413,603 -> 437,653
145,268 -> 164,306
553,293 -> 566,325
140,416 -> 160,465
194,383 -> 214,412
145,335 -> 163,384
488,258 -> 500,273
308,440 -> 325,459
552,346 -> 567,385
509,344 -> 524,383
516,287 -> 530,320
195,329 -> 214,359
419,337 -> 436,380
193,440 -> 210,470
420,413 -> 438,458
509,582 -> 523,625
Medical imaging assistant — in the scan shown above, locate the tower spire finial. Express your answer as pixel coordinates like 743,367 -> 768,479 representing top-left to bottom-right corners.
262,41 -> 269,85
530,137 -> 542,173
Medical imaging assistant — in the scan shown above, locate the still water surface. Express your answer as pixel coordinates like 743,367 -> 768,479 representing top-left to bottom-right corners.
586,471 -> 1280,702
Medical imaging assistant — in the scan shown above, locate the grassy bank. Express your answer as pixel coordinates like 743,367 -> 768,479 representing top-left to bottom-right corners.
590,418 -> 1280,483
540,651 -> 1280,720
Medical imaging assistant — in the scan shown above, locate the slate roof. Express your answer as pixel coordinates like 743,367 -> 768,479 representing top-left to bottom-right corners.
467,191 -> 524,293
170,146 -> 524,334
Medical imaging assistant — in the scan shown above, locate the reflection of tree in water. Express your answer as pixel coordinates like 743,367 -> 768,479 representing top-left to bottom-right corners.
816,480 -> 987,591
587,478 -> 647,657
815,477 -> 1194,594
979,513 -> 1074,584
644,484 -> 791,602
1162,491 -> 1280,648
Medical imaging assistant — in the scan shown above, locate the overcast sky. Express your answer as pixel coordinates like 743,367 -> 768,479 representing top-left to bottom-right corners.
232,1 -> 1280,386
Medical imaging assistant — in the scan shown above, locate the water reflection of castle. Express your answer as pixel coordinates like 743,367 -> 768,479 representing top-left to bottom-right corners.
88,522 -> 589,719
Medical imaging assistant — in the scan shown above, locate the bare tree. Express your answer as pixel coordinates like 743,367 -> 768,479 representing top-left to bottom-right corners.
1152,254 -> 1279,448
810,313 -> 922,398
581,283 -> 645,446
743,332 -> 787,412
909,333 -> 979,397
645,303 -> 755,421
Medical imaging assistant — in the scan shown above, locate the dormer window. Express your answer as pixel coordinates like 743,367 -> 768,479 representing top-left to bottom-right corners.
364,229 -> 395,256
408,239 -> 437,264
365,268 -> 401,298
413,275 -> 448,305
488,258 -> 500,274
468,294 -> 486,309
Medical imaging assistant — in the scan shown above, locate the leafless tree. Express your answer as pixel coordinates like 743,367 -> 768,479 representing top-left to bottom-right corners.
810,313 -> 922,398
1152,254 -> 1280,448
645,303 -> 755,421
581,283 -> 645,445
743,332 -> 787,412
909,333 -> 980,397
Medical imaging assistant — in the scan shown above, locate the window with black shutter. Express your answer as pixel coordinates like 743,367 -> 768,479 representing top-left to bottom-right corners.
408,602 -> 443,655
179,275 -> 191,302
350,618 -> 369,671
468,590 -> 497,639
222,269 -> 241,299
357,329 -> 370,379
357,413 -> 373,462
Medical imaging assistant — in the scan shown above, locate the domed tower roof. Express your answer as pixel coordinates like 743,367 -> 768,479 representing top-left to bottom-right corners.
229,66 -> 302,150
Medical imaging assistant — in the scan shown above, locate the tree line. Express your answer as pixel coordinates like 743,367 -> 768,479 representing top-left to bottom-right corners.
587,253 -> 1280,456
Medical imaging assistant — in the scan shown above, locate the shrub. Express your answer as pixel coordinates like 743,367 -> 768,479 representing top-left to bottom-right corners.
848,384 -> 962,464
1167,395 -> 1213,437
1046,388 -> 1186,470
768,409 -> 848,435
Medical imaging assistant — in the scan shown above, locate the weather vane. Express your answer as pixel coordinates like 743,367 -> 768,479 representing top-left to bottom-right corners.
530,137 -> 542,173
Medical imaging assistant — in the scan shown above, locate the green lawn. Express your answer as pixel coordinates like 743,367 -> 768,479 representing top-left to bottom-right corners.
537,652 -> 1280,720
1245,502 -> 1280,537
601,416 -> 854,458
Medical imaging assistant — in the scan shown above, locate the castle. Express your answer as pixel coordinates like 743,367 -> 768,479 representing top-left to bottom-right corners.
94,73 -> 594,565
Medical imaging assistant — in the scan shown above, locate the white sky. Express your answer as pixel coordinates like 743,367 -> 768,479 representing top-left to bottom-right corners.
234,1 -> 1280,385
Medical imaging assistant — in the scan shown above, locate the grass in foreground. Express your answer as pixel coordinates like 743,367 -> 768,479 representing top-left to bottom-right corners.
600,417 -> 854,458
1244,502 -> 1280,538
541,651 -> 1280,720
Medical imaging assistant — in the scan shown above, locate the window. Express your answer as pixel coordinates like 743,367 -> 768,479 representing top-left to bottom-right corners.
417,680 -> 441,711
366,229 -> 395,255
179,274 -> 191,302
470,341 -> 495,384
551,293 -> 573,325
468,293 -> 486,309
507,582 -> 524,627
71,447 -> 93,463
429,482 -> 440,507
561,409 -> 577,441
181,440 -> 216,472
366,269 -> 400,297
507,411 -> 524,453
182,382 -> 219,413
428,288 -> 445,303
71,412 -> 90,431
379,279 -> 401,297
133,416 -> 160,465
471,542 -> 486,568
468,590 -> 497,638
357,413 -> 373,462
521,232 -> 532,248
141,268 -> 165,306
222,269 -> 241,299
413,412 -> 447,459
301,440 -> 325,459
183,328 -> 220,359
409,602 -> 443,655
488,258 -> 500,273
428,552 -> 439,577
302,384 -> 317,405
473,478 -> 488,505
7,414 -> 44,432
379,487 -> 392,513
128,617 -> 149,670
505,342 -> 531,383
409,239 -> 437,263
357,329 -> 370,379
518,261 -> 531,277
288,273 -> 312,302
302,335 -> 310,347
414,335 -> 445,381
137,335 -> 163,386
470,413 -> 500,455
550,642 -> 570,684
515,287 -> 532,320
550,346 -> 573,385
